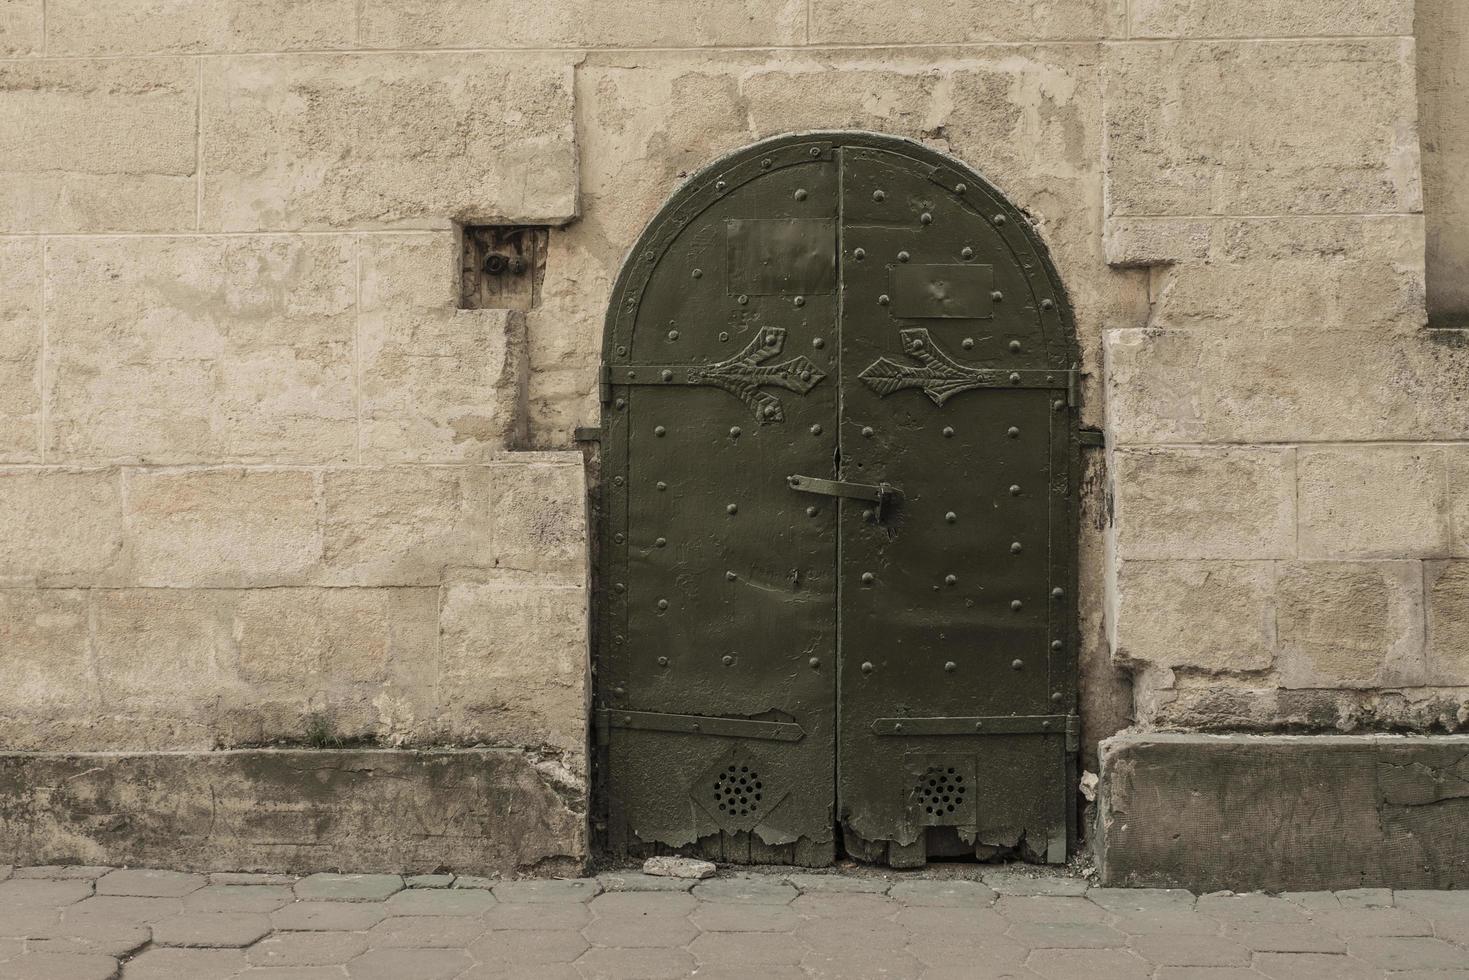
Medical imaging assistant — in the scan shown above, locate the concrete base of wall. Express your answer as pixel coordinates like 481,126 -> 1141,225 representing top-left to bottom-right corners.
0,749 -> 586,876
1097,734 -> 1469,892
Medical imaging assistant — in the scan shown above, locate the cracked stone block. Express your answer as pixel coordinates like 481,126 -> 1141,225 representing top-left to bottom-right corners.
292,874 -> 404,903
11,867 -> 112,882
405,875 -> 455,889
121,947 -> 248,980
151,912 -> 271,948
22,921 -> 149,958
0,879 -> 93,908
247,931 -> 369,967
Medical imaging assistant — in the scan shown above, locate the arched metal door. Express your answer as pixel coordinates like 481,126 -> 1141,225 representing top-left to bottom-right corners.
596,132 -> 1079,867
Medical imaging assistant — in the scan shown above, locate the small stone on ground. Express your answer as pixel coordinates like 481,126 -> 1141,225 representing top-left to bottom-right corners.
642,856 -> 716,880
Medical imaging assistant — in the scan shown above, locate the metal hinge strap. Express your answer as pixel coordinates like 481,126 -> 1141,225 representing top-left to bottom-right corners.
597,708 -> 805,742
871,714 -> 1078,740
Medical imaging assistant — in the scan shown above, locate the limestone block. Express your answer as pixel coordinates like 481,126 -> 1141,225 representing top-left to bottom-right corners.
1452,448 -> 1469,557
1113,448 -> 1296,560
1113,560 -> 1275,672
490,454 -> 587,578
1297,448 -> 1451,559
123,469 -> 321,588
0,240 -> 40,461
0,59 -> 196,232
91,589 -> 237,714
1275,561 -> 1425,689
1108,216 -> 1426,332
360,0 -> 804,48
0,469 -> 123,586
0,591 -> 93,717
44,237 -> 356,465
200,54 -> 577,231
1105,40 -> 1421,216
1130,0 -> 1413,39
1103,329 -> 1469,444
1426,562 -> 1469,685
0,2 -> 41,59
439,575 -> 588,775
809,0 -> 1121,42
359,235 -> 527,462
46,0 -> 355,55
320,467 -> 492,586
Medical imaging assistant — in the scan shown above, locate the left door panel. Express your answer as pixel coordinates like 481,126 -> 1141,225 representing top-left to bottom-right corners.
601,142 -> 840,864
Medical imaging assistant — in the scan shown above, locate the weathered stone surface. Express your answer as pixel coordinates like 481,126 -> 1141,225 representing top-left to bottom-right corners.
596,872 -> 694,893
1105,40 -> 1420,216
1298,447 -> 1452,559
1103,328 -> 1469,444
810,0 -> 1117,42
123,469 -> 321,586
1113,561 -> 1275,671
1275,561 -> 1425,689
359,235 -> 528,462
0,1 -> 42,56
1420,0 -> 1469,327
642,857 -> 715,880
247,930 -> 368,966
45,237 -> 356,465
183,885 -> 293,913
439,575 -> 588,773
0,952 -> 120,980
120,947 -> 246,979
0,750 -> 586,875
0,591 -> 93,733
1452,448 -> 1469,556
0,59 -> 196,232
0,240 -> 39,461
1130,0 -> 1412,38
1113,448 -> 1295,559
46,0 -> 355,54
384,888 -> 494,915
1099,734 -> 1469,891
151,911 -> 270,947
97,870 -> 203,898
270,902 -> 385,932
294,874 -> 403,903
200,55 -> 577,231
490,454 -> 587,576
0,470 -> 124,587
361,0 -> 804,47
1426,562 -> 1469,685
491,879 -> 600,904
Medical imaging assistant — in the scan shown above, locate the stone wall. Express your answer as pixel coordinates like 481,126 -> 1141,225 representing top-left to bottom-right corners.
0,0 -> 1457,869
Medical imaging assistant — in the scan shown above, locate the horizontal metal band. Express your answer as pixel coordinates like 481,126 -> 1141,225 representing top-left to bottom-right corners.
871,715 -> 1077,738
786,474 -> 890,504
599,709 -> 804,742
606,365 -> 701,385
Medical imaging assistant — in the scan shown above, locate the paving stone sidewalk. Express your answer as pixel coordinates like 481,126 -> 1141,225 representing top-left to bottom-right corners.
2,863 -> 1468,979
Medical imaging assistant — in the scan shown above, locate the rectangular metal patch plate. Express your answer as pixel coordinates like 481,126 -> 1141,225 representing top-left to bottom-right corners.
726,219 -> 837,295
890,263 -> 994,318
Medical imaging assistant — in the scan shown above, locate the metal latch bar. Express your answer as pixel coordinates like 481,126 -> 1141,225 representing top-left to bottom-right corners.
786,474 -> 889,504
598,709 -> 804,742
871,715 -> 1077,739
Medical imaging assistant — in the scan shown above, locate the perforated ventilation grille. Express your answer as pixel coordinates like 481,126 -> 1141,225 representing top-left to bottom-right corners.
713,765 -> 763,818
917,765 -> 967,817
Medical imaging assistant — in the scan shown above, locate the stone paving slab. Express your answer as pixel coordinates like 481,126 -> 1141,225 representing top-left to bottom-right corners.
1,866 -> 1468,978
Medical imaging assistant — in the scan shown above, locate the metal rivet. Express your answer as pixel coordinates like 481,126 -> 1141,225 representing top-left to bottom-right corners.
974,721 -> 984,730
994,214 -> 1007,225
894,722 -> 904,732
726,503 -> 738,515
615,688 -> 626,697
809,657 -> 821,668
812,337 -> 825,349
862,509 -> 875,522
616,345 -> 628,356
1041,298 -> 1055,310
909,337 -> 924,351
1010,484 -> 1021,495
1011,542 -> 1022,554
1051,640 -> 1064,651
992,291 -> 1004,302
810,424 -> 822,436
861,572 -> 875,585
614,533 -> 625,543
920,212 -> 932,225
962,338 -> 975,350
1052,692 -> 1064,703
861,661 -> 874,674
1008,426 -> 1020,438
810,146 -> 821,157
801,370 -> 812,382
942,426 -> 955,438
945,574 -> 957,586
615,397 -> 627,409
872,190 -> 885,202
738,294 -> 749,305
1054,399 -> 1065,411
1009,340 -> 1022,353
613,476 -> 624,486
654,425 -> 666,437
1011,659 -> 1024,670
719,331 -> 730,342
614,582 -> 625,592
626,369 -> 637,380
794,188 -> 808,201
763,405 -> 777,419
955,182 -> 967,194
715,180 -> 727,191
691,269 -> 702,279
726,571 -> 737,581
961,246 -> 974,260
656,481 -> 667,491
862,426 -> 874,438
1042,720 -> 1052,730
897,250 -> 910,263
661,369 -> 674,381
761,158 -> 772,169
655,537 -> 667,548
668,330 -> 680,341
945,512 -> 957,523
1009,373 -> 1021,384
657,599 -> 669,610
614,635 -> 624,646
730,426 -> 741,438
657,656 -> 669,667
945,661 -> 957,672
854,248 -> 866,260
878,294 -> 890,306
722,655 -> 734,666
1011,599 -> 1023,611
794,295 -> 805,307
765,332 -> 778,346
806,506 -> 818,517
1052,587 -> 1064,599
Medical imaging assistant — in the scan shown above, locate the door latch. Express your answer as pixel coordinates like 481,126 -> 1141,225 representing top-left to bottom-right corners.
787,474 -> 895,520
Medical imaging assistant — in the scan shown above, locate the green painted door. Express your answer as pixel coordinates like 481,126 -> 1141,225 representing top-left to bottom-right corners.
599,133 -> 1077,867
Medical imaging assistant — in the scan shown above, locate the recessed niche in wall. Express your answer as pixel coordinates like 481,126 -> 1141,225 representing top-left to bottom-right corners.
460,225 -> 548,311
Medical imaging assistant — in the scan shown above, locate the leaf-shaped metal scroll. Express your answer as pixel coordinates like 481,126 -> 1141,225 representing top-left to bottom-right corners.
688,328 -> 825,423
859,328 -> 1000,406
